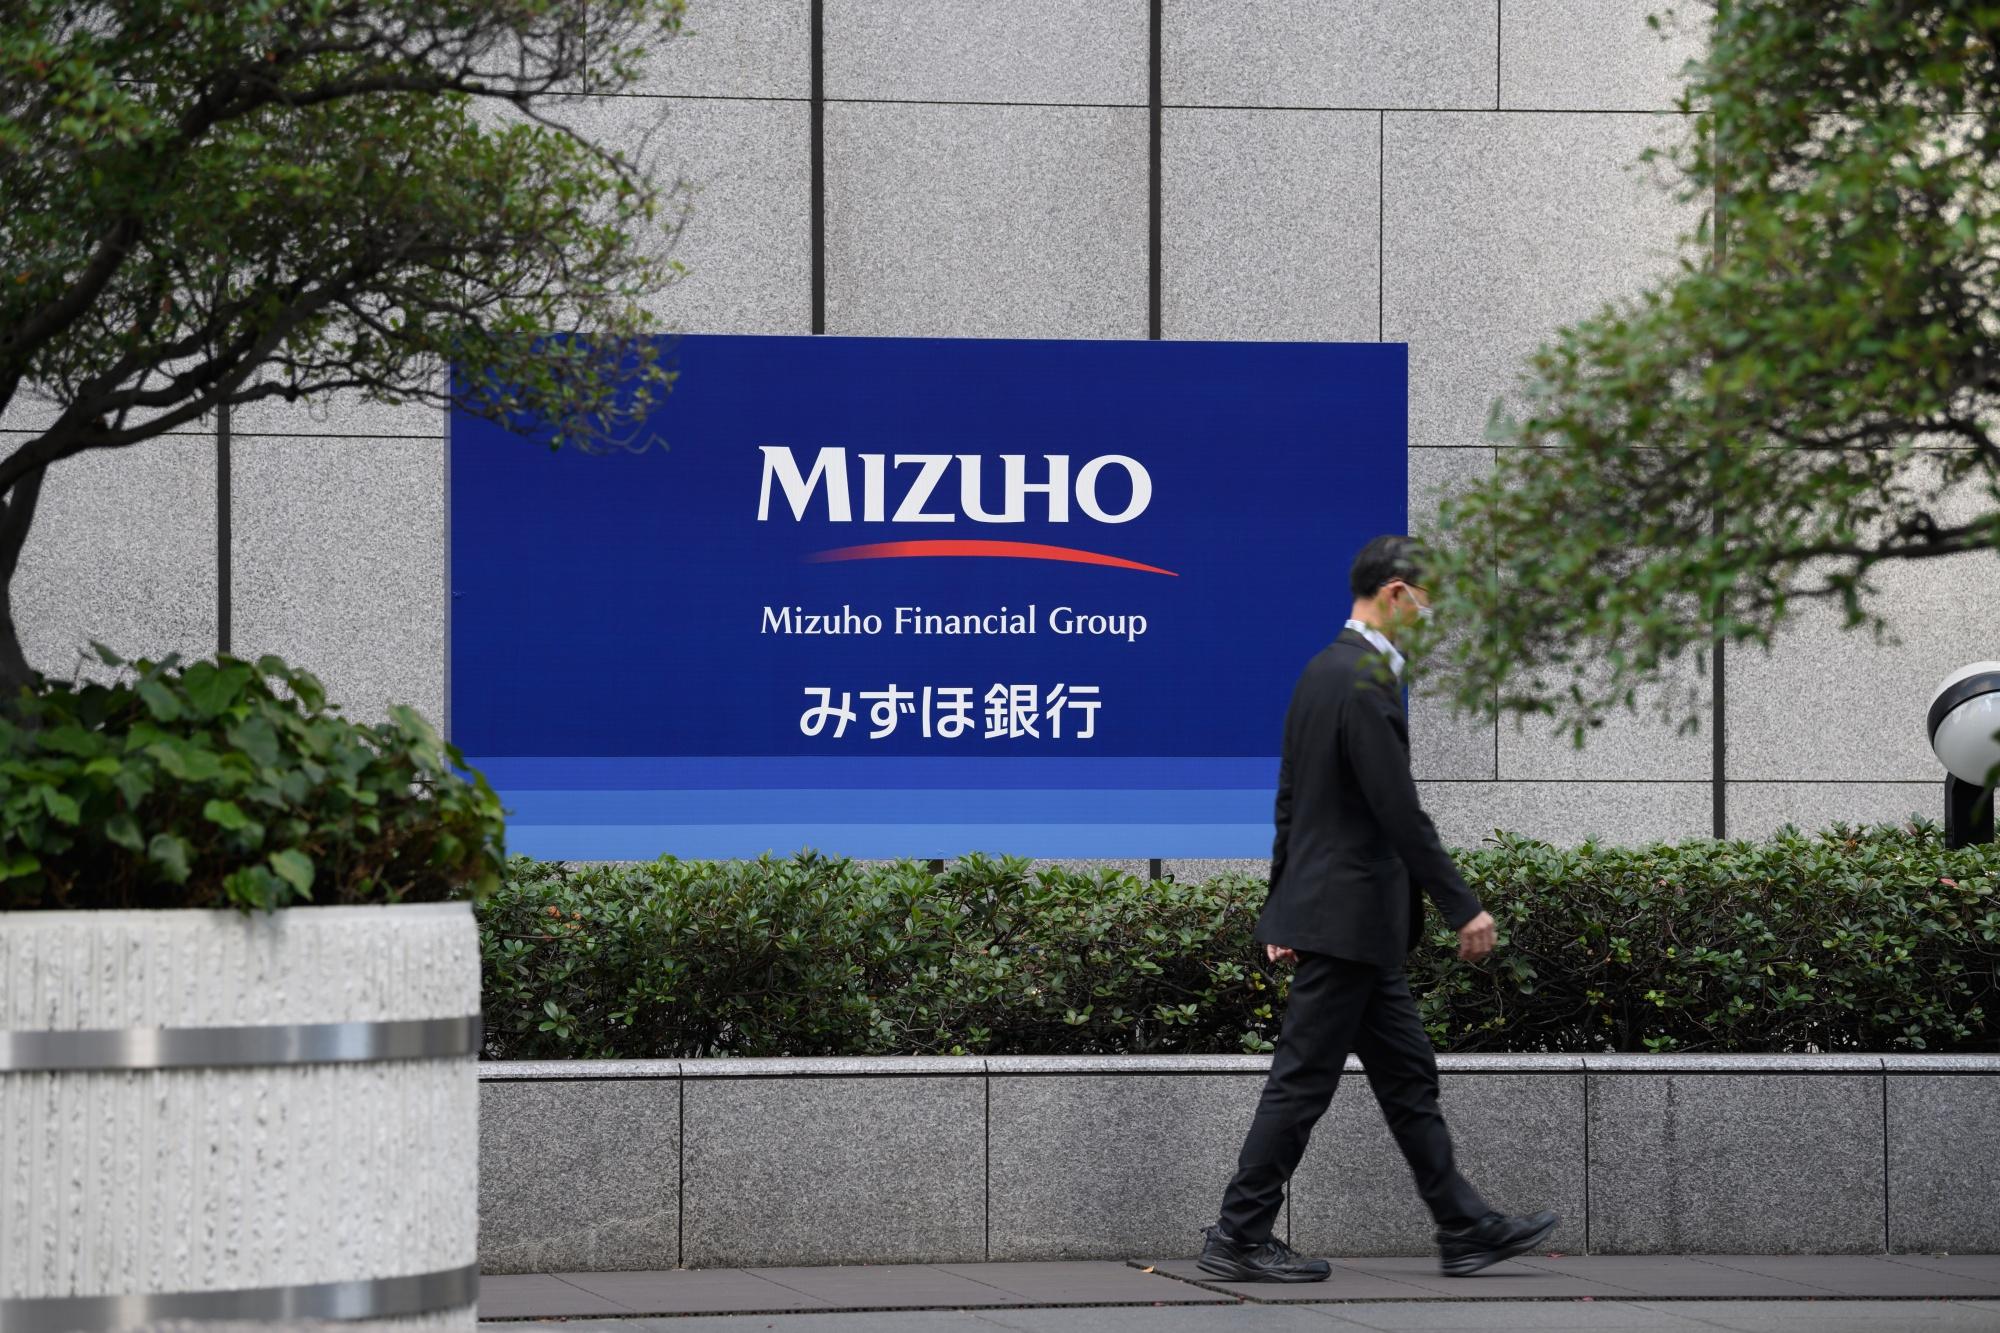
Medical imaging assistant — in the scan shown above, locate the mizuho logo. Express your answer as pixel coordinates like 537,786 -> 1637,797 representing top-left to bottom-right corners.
757,447 -> 1154,525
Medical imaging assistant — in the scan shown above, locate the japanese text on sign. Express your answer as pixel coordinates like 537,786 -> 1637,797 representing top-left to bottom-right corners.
799,684 -> 1102,741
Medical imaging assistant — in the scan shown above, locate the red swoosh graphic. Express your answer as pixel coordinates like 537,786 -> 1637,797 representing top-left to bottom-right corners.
806,539 -> 1178,577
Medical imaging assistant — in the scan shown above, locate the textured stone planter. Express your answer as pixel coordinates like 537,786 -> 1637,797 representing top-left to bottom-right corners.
0,903 -> 481,1331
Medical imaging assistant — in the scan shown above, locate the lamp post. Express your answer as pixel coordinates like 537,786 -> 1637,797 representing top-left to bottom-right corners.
1927,661 -> 2000,849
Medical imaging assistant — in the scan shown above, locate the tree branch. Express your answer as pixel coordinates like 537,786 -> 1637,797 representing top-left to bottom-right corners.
0,5 -> 617,380
0,216 -> 142,379
0,454 -> 48,587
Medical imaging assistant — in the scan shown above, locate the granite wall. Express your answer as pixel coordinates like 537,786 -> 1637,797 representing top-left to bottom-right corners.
12,0 -> 1990,847
477,1053 -> 2000,1269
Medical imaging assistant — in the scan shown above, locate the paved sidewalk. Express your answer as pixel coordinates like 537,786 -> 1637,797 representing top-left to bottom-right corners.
479,1254 -> 2000,1326
483,1302 -> 2000,1331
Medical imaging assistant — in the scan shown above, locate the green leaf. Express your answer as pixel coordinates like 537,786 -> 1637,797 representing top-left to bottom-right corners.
184,661 -> 253,718
104,812 -> 144,851
288,667 -> 328,715
268,848 -> 315,897
222,865 -> 284,911
147,833 -> 192,884
203,798 -> 253,831
225,715 -> 282,769
146,741 -> 225,783
37,725 -> 103,757
135,677 -> 182,722
112,764 -> 154,807
39,788 -> 80,824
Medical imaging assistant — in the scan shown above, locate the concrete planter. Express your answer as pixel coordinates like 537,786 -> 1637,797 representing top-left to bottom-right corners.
0,903 -> 481,1331
479,1052 -> 2000,1271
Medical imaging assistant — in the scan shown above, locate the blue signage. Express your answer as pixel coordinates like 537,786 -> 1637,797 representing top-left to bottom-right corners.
450,334 -> 1406,858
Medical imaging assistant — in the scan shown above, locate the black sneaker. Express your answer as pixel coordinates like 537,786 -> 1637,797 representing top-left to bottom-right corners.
1435,1209 -> 1560,1276
1196,1224 -> 1332,1283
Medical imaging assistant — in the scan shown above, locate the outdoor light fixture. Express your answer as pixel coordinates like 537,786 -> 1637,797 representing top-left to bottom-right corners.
1927,661 -> 2000,848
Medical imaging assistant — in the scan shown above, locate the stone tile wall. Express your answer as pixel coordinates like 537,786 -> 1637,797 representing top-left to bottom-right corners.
477,1054 -> 2000,1270
16,0 -> 1977,847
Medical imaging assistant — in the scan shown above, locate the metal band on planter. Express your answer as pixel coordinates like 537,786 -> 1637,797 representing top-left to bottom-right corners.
0,1261 -> 479,1332
0,1013 -> 481,1072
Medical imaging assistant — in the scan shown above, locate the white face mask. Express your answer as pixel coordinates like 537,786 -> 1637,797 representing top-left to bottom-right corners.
1392,583 -> 1431,622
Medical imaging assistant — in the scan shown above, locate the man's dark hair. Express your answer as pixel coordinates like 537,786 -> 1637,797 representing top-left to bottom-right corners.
1349,534 -> 1426,600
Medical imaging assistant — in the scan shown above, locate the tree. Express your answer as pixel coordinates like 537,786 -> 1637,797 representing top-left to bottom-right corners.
1418,1 -> 2000,740
0,0 -> 690,693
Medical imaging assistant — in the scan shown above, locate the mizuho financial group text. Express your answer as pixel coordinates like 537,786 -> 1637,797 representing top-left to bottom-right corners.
761,603 -> 1148,643
757,446 -> 1158,646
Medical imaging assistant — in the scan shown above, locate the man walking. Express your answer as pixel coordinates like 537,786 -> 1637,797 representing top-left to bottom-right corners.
1200,535 -> 1557,1282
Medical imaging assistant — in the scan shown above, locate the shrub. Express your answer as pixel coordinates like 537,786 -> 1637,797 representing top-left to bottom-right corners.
478,851 -> 1281,1057
0,649 -> 506,910
476,822 -> 2000,1058
1442,824 -> 2000,1054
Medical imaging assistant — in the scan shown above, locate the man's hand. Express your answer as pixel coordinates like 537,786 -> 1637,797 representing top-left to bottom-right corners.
1265,943 -> 1298,966
1456,911 -> 1496,962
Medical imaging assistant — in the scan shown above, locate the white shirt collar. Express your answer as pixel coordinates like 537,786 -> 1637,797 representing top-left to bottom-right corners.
1344,618 -> 1404,680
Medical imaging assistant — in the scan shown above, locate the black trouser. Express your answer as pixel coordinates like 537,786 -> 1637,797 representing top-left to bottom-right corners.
1217,951 -> 1488,1244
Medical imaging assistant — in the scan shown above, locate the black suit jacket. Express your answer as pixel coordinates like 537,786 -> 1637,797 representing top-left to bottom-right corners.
1256,628 -> 1484,967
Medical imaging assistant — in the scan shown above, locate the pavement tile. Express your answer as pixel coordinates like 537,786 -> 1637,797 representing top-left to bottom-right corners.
1629,1299 -> 2000,1332
554,1268 -> 833,1315
1331,1255 -> 1636,1300
749,1263 -> 1028,1307
480,1323 -> 679,1332
934,1260 -> 1236,1304
1696,1255 -> 2000,1298
973,1307 -> 1345,1331
1509,1254 -> 1834,1298
522,1315 -> 989,1333
1309,1301 -> 1717,1330
476,1308 -> 2000,1333
1137,1257 -> 1437,1302
477,1273 -> 632,1319
1894,1257 -> 2000,1281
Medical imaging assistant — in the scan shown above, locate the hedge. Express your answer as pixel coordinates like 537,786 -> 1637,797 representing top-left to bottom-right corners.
474,822 -> 2000,1059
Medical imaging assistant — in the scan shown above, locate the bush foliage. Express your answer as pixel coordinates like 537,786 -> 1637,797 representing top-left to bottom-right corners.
1,650 -> 506,910
478,822 -> 2000,1059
